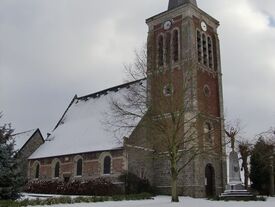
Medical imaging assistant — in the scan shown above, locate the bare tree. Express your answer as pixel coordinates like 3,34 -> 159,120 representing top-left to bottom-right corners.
107,48 -> 224,202
224,120 -> 243,152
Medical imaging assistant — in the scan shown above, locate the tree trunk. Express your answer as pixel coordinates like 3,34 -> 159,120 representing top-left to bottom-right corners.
170,148 -> 179,202
171,174 -> 179,202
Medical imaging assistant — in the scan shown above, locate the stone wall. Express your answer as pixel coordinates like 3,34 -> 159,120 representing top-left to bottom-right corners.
125,121 -> 154,184
153,153 -> 225,197
126,146 -> 154,183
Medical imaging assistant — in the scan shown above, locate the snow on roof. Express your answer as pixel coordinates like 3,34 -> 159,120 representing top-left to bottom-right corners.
29,80 -> 146,159
12,129 -> 37,152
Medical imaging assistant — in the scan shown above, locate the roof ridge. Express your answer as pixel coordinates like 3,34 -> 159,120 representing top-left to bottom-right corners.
12,128 -> 37,136
77,78 -> 146,100
53,95 -> 77,130
52,78 -> 146,131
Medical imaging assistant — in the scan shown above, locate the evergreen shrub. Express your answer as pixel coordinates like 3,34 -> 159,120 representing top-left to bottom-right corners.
119,171 -> 153,194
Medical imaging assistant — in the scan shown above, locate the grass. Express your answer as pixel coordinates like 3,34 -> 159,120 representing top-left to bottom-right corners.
0,193 -> 153,207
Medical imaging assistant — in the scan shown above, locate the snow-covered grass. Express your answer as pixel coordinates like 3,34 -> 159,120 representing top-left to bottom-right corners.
20,193 -> 71,200
23,196 -> 275,207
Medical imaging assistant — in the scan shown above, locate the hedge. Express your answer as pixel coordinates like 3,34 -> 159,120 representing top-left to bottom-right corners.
24,178 -> 121,196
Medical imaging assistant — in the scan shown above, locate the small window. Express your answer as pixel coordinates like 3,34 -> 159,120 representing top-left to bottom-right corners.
203,85 -> 211,97
35,163 -> 40,179
76,159 -> 83,176
54,162 -> 60,178
158,35 -> 164,66
204,122 -> 213,143
103,156 -> 111,174
163,84 -> 173,96
173,30 -> 179,62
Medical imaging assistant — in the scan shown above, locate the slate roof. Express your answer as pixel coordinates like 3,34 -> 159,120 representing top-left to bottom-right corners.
29,79 -> 146,159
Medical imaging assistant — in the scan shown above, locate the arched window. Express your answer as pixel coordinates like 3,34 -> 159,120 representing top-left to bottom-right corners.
54,162 -> 60,178
158,35 -> 164,67
197,30 -> 202,63
74,156 -> 83,177
204,122 -> 213,143
207,36 -> 213,69
76,159 -> 83,176
172,29 -> 179,62
34,163 -> 40,179
103,156 -> 111,174
202,33 -> 207,66
165,32 -> 171,65
52,159 -> 61,178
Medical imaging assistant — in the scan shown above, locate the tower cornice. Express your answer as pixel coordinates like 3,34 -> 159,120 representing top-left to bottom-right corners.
146,3 -> 219,28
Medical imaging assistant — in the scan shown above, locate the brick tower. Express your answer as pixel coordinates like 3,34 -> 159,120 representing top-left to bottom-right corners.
145,0 -> 226,197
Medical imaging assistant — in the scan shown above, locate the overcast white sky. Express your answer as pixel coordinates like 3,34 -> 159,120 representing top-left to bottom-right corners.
0,0 -> 274,139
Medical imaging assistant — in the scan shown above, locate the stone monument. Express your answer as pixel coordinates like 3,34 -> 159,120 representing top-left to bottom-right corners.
220,129 -> 254,200
228,138 -> 242,189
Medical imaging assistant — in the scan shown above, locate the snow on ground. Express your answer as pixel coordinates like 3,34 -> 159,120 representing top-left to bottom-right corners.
25,196 -> 275,207
20,193 -> 68,200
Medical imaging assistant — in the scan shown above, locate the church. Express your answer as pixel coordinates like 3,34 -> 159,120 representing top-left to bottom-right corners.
28,0 -> 226,197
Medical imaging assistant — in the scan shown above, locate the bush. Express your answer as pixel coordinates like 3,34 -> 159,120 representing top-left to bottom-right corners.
250,138 -> 275,195
119,171 -> 153,194
24,178 -> 122,196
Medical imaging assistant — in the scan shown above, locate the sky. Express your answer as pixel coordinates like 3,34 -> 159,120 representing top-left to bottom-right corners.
0,0 -> 274,140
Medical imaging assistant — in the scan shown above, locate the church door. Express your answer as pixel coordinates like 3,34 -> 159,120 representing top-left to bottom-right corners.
205,164 -> 215,197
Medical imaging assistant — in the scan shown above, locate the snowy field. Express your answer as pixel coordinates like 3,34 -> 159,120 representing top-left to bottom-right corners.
25,196 -> 275,207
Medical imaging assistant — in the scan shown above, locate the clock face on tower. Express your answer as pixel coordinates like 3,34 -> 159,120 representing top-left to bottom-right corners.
201,21 -> 207,32
164,20 -> 172,30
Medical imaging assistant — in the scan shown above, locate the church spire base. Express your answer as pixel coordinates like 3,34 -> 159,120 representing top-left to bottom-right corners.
168,0 -> 197,10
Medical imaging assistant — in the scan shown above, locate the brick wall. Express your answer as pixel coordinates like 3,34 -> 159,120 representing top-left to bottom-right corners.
197,70 -> 220,117
28,149 -> 126,182
144,4 -> 226,198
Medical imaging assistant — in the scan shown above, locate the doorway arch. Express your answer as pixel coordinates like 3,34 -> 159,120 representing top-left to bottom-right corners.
205,163 -> 215,197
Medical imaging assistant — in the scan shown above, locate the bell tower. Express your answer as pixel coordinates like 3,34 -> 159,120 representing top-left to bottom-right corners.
146,0 -> 226,197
